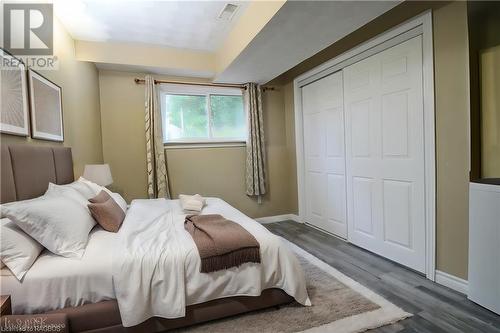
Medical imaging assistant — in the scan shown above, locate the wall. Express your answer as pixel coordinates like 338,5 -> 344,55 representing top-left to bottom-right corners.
97,70 -> 150,200
467,1 -> 500,179
269,1 -> 449,85
480,45 -> 500,178
433,1 -> 470,279
1,18 -> 103,176
98,70 -> 295,218
283,82 -> 298,213
280,2 -> 470,279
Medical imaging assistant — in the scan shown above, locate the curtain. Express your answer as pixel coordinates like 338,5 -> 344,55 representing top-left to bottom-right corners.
144,75 -> 171,199
245,83 -> 266,200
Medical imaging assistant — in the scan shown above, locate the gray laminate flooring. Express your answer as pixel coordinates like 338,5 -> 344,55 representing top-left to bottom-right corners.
265,220 -> 500,333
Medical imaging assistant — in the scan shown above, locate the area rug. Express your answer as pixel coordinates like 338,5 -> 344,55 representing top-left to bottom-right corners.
175,239 -> 412,333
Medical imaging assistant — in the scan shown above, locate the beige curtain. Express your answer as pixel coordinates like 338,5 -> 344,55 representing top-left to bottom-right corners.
245,83 -> 266,199
145,75 -> 171,199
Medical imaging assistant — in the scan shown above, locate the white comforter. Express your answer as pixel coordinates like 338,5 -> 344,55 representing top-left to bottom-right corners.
113,198 -> 310,327
1,228 -> 117,315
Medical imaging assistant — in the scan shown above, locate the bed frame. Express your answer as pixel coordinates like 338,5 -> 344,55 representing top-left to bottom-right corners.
0,145 -> 294,332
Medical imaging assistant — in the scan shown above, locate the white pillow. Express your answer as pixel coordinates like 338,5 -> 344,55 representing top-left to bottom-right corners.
78,177 -> 128,213
45,183 -> 90,207
78,177 -> 108,196
47,181 -> 96,199
1,196 -> 41,218
1,218 -> 44,280
2,196 -> 96,258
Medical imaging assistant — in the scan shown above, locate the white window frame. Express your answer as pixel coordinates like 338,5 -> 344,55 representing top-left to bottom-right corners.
159,84 -> 246,147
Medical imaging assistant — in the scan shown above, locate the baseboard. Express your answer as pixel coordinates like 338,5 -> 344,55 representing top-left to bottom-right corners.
255,214 -> 301,224
435,270 -> 468,295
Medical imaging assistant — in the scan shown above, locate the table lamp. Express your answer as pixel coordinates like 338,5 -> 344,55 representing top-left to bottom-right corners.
83,164 -> 113,187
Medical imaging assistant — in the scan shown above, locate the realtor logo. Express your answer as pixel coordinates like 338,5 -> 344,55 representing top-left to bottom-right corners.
3,3 -> 53,55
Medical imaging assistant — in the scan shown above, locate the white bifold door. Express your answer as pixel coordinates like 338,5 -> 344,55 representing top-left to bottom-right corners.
302,72 -> 347,238
301,36 -> 426,273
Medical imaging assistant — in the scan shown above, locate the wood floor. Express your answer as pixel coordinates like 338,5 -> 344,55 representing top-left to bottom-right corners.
265,221 -> 500,333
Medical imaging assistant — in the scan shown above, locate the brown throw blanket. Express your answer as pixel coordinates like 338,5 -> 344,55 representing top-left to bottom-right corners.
184,214 -> 261,273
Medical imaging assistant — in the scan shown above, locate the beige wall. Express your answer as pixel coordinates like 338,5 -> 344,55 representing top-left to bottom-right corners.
433,1 -> 470,279
283,82 -> 298,213
98,70 -> 295,218
480,45 -> 500,178
98,70 -> 153,200
1,18 -> 103,176
280,2 -> 471,279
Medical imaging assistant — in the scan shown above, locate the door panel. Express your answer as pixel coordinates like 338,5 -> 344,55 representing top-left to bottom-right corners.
327,173 -> 346,231
302,71 -> 347,238
307,171 -> 324,217
382,180 -> 412,248
343,36 -> 426,273
350,100 -> 372,158
382,91 -> 409,157
352,177 -> 375,236
326,107 -> 344,157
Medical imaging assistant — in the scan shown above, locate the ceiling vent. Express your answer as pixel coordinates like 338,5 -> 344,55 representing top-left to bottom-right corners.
218,3 -> 238,21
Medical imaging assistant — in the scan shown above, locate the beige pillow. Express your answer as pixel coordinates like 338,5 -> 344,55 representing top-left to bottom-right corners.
88,198 -> 125,233
89,190 -> 112,204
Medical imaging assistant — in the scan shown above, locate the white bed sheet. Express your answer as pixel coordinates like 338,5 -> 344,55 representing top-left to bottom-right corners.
0,198 -> 309,319
0,227 -> 117,314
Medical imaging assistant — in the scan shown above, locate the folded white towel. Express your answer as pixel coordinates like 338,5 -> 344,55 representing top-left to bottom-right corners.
183,200 -> 203,212
179,194 -> 206,213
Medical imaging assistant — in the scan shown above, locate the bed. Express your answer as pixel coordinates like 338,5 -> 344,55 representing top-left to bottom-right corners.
0,145 -> 310,332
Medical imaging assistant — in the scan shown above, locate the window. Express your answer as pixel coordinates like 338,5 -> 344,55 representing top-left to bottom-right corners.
160,85 -> 246,144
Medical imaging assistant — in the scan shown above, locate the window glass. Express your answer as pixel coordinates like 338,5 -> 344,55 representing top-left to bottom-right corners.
161,88 -> 246,143
210,95 -> 245,139
164,94 -> 207,141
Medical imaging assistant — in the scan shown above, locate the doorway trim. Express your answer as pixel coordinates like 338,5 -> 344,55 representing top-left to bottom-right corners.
293,11 -> 436,281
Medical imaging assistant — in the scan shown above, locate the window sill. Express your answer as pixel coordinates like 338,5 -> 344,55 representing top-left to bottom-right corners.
164,141 -> 246,149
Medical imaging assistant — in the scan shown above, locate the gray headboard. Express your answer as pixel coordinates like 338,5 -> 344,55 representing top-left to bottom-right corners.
1,145 -> 74,204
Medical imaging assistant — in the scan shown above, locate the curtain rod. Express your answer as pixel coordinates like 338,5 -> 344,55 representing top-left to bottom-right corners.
133,78 -> 275,91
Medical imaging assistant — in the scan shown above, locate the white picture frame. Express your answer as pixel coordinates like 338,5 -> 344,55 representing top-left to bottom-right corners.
28,69 -> 64,142
0,48 -> 30,136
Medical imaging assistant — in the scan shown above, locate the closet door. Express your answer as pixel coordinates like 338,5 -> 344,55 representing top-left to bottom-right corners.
302,72 -> 347,238
343,36 -> 426,272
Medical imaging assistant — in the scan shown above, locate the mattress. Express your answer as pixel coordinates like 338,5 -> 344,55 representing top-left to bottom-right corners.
0,198 -> 307,316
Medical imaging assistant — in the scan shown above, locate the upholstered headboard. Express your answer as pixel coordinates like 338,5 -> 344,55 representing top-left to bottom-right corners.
1,145 -> 74,204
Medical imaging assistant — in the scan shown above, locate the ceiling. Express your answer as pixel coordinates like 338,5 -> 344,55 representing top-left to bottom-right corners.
215,0 -> 400,83
55,0 -> 401,83
94,62 -> 215,79
55,0 -> 249,51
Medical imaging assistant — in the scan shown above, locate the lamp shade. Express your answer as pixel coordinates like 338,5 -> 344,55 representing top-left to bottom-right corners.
83,164 -> 113,186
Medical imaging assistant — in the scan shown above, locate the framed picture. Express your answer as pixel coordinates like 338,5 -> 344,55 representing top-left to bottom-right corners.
0,48 -> 29,136
28,69 -> 64,141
